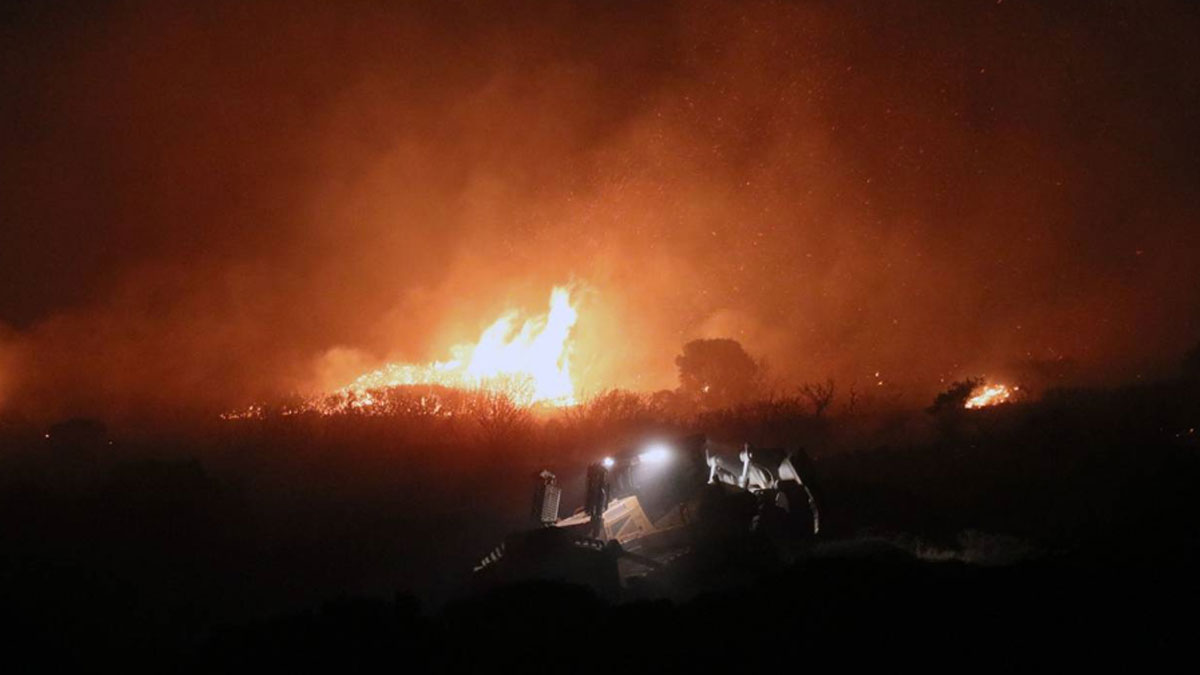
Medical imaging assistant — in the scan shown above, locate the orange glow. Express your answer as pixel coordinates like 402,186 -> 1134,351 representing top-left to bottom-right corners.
317,286 -> 578,411
219,404 -> 265,421
964,382 -> 1017,409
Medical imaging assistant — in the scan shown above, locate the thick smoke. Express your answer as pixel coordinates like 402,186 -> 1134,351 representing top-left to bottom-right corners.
2,0 -> 1199,423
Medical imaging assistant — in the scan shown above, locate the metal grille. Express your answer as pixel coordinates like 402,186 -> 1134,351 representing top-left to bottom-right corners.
538,484 -> 561,524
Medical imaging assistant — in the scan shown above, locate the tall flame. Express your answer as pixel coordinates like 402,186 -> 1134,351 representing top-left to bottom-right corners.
464,288 -> 577,402
333,286 -> 578,408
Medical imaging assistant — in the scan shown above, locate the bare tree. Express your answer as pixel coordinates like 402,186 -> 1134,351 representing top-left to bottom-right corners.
841,383 -> 859,416
471,389 -> 533,445
564,389 -> 654,433
799,378 -> 836,417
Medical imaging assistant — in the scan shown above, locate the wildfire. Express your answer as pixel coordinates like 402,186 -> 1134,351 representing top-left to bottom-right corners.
964,382 -> 1017,409
322,286 -> 579,411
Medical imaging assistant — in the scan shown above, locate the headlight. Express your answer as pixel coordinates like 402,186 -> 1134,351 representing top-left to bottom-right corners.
638,442 -> 672,464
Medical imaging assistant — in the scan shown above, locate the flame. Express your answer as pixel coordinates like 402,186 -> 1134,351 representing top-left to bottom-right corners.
964,382 -> 1016,409
326,286 -> 578,410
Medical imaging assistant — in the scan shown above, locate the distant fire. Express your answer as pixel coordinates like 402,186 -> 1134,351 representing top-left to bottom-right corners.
319,286 -> 578,412
220,287 -> 580,419
964,382 -> 1017,409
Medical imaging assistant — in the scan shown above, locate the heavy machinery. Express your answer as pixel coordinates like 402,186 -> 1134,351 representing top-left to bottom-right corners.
473,435 -> 821,598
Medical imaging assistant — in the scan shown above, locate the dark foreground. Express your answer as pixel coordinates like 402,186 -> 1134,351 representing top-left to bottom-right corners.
197,544 -> 1196,672
2,375 -> 1199,670
7,495 -> 1198,671
8,537 -> 1193,670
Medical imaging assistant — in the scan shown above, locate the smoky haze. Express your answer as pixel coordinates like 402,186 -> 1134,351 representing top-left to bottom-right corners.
2,0 -> 1199,423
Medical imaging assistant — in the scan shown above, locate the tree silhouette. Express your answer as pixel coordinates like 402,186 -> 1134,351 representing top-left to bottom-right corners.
799,379 -> 836,417
674,338 -> 761,410
927,377 -> 982,414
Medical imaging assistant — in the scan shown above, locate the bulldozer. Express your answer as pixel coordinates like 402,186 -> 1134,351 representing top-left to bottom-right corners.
473,435 -> 821,598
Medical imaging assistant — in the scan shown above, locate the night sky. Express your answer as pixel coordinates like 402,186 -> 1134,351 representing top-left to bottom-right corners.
2,0 -> 1199,422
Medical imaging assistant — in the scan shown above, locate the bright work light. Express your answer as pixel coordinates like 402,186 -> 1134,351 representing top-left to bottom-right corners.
638,442 -> 672,464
